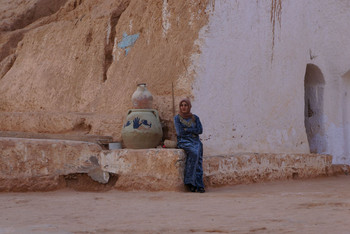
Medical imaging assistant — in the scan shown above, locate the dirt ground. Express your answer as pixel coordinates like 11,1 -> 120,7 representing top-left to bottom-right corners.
0,175 -> 350,234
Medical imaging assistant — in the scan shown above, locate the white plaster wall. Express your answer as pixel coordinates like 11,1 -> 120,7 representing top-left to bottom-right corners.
191,0 -> 350,164
305,0 -> 350,164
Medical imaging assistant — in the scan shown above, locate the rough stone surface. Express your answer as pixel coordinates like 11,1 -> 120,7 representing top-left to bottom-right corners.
0,138 -> 338,192
0,112 -> 124,141
0,176 -> 65,192
330,164 -> 350,176
203,153 -> 333,187
0,0 -> 209,142
87,167 -> 110,184
101,149 -> 186,191
0,137 -> 102,191
0,131 -> 113,145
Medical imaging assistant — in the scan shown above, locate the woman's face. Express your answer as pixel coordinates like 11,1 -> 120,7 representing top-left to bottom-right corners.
180,101 -> 190,113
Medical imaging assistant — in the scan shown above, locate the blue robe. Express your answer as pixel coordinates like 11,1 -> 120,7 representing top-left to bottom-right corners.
174,114 -> 204,189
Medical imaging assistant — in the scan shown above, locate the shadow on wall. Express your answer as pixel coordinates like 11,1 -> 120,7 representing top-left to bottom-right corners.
304,64 -> 326,154
342,70 -> 350,159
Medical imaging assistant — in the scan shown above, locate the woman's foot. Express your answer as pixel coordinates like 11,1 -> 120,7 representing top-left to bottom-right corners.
186,184 -> 196,192
197,187 -> 205,193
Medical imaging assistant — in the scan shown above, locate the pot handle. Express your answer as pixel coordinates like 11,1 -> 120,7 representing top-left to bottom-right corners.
151,110 -> 159,120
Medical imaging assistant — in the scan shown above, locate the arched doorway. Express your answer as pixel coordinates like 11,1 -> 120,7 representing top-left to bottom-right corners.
304,64 -> 326,153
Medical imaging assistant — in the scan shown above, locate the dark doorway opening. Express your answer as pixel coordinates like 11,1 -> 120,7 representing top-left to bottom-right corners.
304,64 -> 326,153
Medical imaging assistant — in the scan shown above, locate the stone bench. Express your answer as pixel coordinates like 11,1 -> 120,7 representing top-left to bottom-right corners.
0,137 -> 337,192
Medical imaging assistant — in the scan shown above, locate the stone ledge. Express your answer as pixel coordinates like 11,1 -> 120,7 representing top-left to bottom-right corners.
0,112 -> 124,141
0,138 -> 186,192
0,137 -> 339,192
0,137 -> 102,179
0,131 -> 113,144
203,153 -> 333,187
101,149 -> 186,191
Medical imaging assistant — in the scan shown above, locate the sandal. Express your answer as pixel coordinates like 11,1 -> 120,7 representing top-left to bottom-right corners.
197,187 -> 205,193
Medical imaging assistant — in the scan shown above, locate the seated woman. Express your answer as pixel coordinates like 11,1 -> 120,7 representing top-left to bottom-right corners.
174,98 -> 205,193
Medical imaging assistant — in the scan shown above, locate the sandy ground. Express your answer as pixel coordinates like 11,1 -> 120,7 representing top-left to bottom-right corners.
0,175 -> 350,234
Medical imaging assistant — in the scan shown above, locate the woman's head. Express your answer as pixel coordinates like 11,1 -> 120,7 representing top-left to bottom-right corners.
179,98 -> 192,118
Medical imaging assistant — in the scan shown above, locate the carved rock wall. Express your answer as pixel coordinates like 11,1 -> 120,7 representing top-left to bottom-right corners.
0,0 -> 210,141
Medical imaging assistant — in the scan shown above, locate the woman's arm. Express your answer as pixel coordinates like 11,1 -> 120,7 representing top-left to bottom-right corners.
174,115 -> 188,136
187,115 -> 203,135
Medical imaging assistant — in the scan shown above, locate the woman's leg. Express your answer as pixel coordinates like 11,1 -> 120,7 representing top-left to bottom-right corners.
183,144 -> 201,187
195,142 -> 204,189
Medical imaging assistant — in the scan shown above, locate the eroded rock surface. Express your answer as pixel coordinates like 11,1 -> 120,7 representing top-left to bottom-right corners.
0,0 -> 210,141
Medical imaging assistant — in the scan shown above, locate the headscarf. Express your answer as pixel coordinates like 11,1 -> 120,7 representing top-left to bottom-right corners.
179,98 -> 193,119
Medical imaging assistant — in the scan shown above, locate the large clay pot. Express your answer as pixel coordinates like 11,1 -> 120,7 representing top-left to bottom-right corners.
121,109 -> 163,149
131,83 -> 153,109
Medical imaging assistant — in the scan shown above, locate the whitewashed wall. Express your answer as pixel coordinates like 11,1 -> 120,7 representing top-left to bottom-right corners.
191,0 -> 350,164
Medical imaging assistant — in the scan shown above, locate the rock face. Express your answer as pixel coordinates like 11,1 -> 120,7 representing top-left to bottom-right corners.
0,0 -> 209,141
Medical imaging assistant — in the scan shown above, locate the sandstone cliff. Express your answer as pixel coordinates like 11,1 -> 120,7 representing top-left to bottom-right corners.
0,0 -> 210,141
